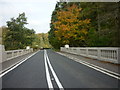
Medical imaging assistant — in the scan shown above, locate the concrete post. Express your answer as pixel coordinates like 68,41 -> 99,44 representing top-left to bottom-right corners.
0,27 -> 2,45
31,48 -> 33,52
0,27 -> 7,63
12,51 -> 14,58
86,48 -> 88,57
97,48 -> 101,60
117,48 -> 120,64
0,27 -> 5,89
17,51 -> 20,57
0,45 -> 7,63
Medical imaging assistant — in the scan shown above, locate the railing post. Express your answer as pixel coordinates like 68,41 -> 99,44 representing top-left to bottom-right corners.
22,50 -> 24,55
28,49 -> 29,53
97,48 -> 101,60
24,50 -> 26,54
20,51 -> 22,56
24,50 -> 26,55
12,51 -> 14,58
17,51 -> 19,57
27,50 -> 28,54
79,49 -> 81,55
0,45 -> 7,63
117,48 -> 120,64
86,48 -> 88,57
31,48 -> 33,52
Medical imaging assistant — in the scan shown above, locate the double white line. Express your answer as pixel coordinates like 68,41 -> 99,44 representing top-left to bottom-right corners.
44,50 -> 64,90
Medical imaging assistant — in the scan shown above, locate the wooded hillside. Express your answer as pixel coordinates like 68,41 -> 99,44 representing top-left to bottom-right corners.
49,2 -> 120,49
32,33 -> 52,49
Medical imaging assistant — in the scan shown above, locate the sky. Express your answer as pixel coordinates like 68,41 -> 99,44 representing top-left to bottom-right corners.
0,0 -> 59,33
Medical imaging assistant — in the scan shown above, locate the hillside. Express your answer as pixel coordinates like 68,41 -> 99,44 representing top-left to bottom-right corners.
32,33 -> 52,49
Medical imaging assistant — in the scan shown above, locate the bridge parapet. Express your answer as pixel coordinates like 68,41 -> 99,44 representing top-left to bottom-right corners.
0,47 -> 33,63
61,47 -> 120,64
5,48 -> 33,62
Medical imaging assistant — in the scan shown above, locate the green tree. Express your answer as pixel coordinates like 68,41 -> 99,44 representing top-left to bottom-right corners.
49,2 -> 65,49
80,2 -> 119,47
4,12 -> 35,50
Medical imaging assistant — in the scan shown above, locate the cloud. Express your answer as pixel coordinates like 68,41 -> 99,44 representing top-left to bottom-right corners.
26,19 -> 51,33
29,20 -> 41,25
26,22 -> 50,33
28,19 -> 49,26
0,0 -> 57,33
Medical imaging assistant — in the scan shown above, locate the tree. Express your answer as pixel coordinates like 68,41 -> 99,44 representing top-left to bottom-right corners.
49,2 -> 91,48
49,2 -> 120,49
4,12 -> 35,50
49,2 -> 65,49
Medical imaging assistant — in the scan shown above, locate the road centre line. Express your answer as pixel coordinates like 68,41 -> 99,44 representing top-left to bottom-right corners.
46,50 -> 64,89
44,50 -> 53,89
0,50 -> 40,78
44,50 -> 64,89
57,52 -> 120,80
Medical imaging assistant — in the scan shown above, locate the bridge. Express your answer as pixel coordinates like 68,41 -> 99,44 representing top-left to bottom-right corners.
0,45 -> 120,89
0,28 -> 120,89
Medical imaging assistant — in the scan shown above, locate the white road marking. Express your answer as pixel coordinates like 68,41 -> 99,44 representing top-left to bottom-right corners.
57,52 -> 120,80
77,59 -> 120,76
44,50 -> 53,89
0,50 -> 40,78
0,58 -> 27,74
77,60 -> 120,80
45,50 -> 64,89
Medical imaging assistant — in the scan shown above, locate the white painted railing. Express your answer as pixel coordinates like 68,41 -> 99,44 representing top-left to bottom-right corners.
61,47 -> 120,64
5,48 -> 33,61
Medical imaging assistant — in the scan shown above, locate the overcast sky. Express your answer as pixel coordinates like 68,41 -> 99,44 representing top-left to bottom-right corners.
0,0 -> 59,33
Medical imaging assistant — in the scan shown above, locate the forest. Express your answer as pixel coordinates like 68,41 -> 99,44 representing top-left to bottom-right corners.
49,2 -> 120,49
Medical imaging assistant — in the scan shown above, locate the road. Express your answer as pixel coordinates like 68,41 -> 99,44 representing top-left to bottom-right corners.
1,49 -> 120,89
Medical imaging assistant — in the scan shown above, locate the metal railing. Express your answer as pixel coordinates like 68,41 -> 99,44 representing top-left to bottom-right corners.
61,47 -> 120,64
6,48 -> 33,61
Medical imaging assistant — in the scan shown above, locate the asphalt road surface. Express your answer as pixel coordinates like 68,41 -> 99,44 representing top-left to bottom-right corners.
1,49 -> 120,89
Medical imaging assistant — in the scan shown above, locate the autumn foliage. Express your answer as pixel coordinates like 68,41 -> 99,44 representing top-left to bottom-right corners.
49,2 -> 119,49
52,4 -> 90,46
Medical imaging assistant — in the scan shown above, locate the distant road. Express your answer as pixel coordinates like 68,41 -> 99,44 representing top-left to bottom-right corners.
1,49 -> 119,89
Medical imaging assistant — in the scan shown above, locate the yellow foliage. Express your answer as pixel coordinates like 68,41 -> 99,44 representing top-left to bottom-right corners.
81,29 -> 88,35
79,36 -> 85,40
53,4 -> 91,44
